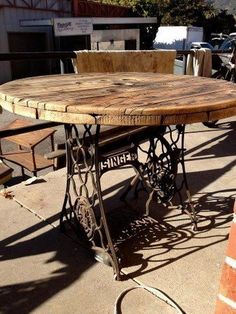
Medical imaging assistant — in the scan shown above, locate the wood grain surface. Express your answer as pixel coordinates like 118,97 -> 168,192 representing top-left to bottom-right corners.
0,73 -> 236,126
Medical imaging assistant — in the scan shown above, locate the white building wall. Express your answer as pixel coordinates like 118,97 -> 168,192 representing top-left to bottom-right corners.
91,29 -> 140,50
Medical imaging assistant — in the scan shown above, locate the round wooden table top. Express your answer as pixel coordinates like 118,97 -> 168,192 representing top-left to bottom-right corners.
0,73 -> 236,126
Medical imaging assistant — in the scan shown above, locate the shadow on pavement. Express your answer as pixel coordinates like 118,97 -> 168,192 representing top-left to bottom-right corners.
116,190 -> 234,280
0,120 -> 235,311
0,219 -> 95,314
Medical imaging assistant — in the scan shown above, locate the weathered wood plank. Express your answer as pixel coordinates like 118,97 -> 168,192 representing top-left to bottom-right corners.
37,109 -> 96,125
0,73 -> 235,126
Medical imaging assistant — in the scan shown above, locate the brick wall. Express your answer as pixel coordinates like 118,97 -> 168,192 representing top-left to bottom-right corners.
215,200 -> 236,313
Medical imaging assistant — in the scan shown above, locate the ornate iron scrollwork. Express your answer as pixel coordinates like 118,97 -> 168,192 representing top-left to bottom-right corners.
60,124 -> 121,279
140,133 -> 178,204
137,125 -> 197,229
60,125 -> 97,238
60,123 -> 197,281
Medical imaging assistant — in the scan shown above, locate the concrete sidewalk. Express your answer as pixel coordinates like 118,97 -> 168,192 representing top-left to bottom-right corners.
0,118 -> 235,314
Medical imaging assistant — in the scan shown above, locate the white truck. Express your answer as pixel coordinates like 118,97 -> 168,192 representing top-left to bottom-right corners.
153,26 -> 204,50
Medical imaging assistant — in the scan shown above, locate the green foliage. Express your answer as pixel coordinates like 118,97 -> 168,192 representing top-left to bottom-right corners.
132,0 -> 157,17
203,9 -> 236,40
98,0 -> 236,42
154,1 -> 236,36
156,0 -> 216,26
98,0 -> 217,24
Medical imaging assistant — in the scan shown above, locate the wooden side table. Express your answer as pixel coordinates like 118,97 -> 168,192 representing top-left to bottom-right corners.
0,119 -> 56,176
0,162 -> 13,186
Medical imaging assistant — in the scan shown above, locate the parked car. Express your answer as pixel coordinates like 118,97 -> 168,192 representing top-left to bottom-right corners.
190,41 -> 222,70
210,33 -> 229,49
219,39 -> 234,50
190,42 -> 214,50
